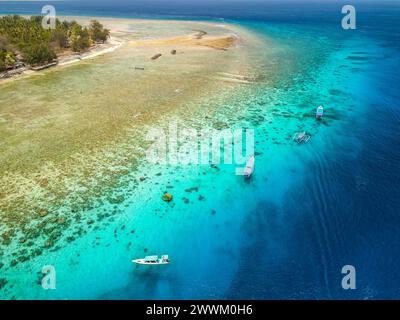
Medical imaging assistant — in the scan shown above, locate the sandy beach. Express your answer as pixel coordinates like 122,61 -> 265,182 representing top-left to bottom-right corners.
0,16 -> 246,84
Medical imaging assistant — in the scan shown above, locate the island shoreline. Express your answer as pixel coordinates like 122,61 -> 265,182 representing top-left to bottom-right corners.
0,15 -> 243,85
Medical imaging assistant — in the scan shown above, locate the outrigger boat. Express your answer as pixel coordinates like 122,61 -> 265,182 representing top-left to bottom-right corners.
293,131 -> 311,144
133,255 -> 170,265
243,156 -> 255,178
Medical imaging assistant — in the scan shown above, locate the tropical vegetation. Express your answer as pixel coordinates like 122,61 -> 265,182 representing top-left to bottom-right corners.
0,15 -> 110,71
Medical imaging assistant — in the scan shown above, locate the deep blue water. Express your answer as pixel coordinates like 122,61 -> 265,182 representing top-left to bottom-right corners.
1,1 -> 400,299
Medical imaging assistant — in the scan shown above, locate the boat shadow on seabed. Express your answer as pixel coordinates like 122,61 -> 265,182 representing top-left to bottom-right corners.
97,266 -> 180,299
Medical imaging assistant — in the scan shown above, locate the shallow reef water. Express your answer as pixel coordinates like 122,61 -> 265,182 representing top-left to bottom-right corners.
1,2 -> 400,299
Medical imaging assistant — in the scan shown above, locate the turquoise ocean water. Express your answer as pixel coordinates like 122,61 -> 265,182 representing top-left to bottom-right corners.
1,1 -> 400,299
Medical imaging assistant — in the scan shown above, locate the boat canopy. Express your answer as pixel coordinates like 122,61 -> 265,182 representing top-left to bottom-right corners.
145,255 -> 159,262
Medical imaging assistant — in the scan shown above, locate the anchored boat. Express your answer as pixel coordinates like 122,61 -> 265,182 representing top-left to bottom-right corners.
133,255 -> 170,265
243,156 -> 255,178
316,105 -> 324,119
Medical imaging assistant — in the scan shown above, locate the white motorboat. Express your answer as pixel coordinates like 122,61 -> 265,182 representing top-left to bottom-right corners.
316,105 -> 324,119
243,156 -> 255,178
133,255 -> 170,265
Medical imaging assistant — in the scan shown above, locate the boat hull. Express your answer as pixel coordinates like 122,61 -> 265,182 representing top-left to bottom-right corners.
132,259 -> 169,265
243,156 -> 255,178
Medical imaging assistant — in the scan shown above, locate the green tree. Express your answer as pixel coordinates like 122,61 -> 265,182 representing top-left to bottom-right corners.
0,50 -> 6,71
89,20 -> 110,43
0,49 -> 16,70
22,43 -> 56,66
0,15 -> 106,65
70,25 -> 91,52
5,52 -> 16,67
51,29 -> 69,48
